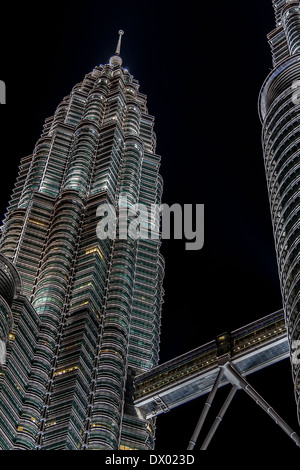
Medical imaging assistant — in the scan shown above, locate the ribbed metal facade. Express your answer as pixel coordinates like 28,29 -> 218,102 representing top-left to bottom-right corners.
0,39 -> 164,450
259,0 -> 300,426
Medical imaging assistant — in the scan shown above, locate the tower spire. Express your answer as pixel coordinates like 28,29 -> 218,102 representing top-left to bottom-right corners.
115,30 -> 124,56
109,30 -> 124,66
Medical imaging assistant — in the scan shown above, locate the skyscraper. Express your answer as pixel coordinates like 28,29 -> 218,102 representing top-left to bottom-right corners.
259,0 -> 300,426
0,31 -> 164,450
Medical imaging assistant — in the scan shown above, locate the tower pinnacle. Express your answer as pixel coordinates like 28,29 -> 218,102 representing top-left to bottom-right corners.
109,30 -> 124,66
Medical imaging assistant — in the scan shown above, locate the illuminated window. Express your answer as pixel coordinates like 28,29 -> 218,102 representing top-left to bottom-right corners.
119,445 -> 138,450
85,245 -> 104,259
54,365 -> 78,377
29,218 -> 46,226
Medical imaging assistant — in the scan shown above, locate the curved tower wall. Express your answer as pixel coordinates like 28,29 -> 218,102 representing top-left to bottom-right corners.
259,0 -> 300,425
0,254 -> 21,364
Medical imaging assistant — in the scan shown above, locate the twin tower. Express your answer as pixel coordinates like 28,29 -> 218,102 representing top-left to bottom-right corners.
0,31 -> 164,449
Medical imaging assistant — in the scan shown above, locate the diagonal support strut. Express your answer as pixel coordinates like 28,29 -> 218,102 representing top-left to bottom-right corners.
187,360 -> 300,450
187,368 -> 224,450
200,384 -> 238,450
223,362 -> 300,448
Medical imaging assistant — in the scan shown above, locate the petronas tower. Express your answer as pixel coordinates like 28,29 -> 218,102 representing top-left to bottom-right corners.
259,0 -> 300,426
0,31 -> 164,450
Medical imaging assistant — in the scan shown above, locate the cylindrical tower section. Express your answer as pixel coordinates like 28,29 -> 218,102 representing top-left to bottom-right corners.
88,237 -> 137,449
83,91 -> 106,124
29,192 -> 84,426
18,137 -> 53,209
88,134 -> 143,449
123,102 -> 141,136
0,254 -> 21,364
259,56 -> 300,425
63,123 -> 99,195
0,209 -> 26,261
282,1 -> 300,55
32,191 -> 83,328
118,136 -> 143,207
49,98 -> 69,133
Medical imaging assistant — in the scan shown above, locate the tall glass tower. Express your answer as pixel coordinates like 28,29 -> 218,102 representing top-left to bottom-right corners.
259,0 -> 300,426
0,31 -> 164,450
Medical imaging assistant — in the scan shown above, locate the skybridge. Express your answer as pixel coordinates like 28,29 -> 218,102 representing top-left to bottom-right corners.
134,309 -> 300,448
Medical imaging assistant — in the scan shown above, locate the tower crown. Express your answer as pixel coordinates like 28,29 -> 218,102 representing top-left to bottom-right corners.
109,30 -> 124,66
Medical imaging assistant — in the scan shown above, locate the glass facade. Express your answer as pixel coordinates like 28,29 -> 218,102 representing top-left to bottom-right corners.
0,37 -> 164,449
259,0 -> 300,427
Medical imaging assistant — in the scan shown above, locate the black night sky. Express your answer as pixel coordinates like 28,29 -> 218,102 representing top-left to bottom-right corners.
0,0 -> 299,455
